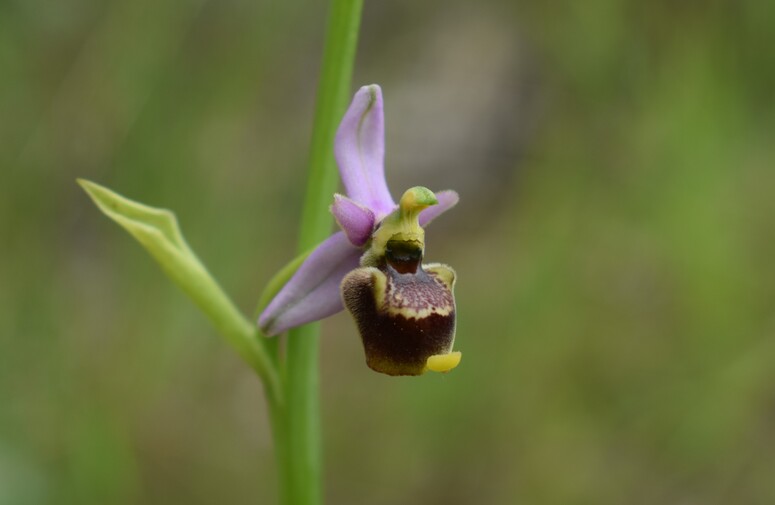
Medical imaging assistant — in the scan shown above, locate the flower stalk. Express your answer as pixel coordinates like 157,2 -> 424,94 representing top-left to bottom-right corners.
279,0 -> 363,504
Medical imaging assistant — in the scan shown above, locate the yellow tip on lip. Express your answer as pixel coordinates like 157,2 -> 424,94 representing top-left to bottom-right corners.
425,351 -> 462,373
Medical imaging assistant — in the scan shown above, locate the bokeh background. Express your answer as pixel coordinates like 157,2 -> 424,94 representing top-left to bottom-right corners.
2,0 -> 774,503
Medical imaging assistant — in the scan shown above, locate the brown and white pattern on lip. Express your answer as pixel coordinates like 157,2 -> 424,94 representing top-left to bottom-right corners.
342,263 -> 457,376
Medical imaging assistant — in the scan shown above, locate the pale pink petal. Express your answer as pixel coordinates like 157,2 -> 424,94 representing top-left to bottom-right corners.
419,190 -> 459,227
259,232 -> 361,336
330,194 -> 375,247
334,85 -> 396,216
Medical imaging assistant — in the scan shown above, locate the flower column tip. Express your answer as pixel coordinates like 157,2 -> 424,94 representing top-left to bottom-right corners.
399,186 -> 438,217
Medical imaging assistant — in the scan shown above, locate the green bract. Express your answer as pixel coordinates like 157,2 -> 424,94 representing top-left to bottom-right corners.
78,179 -> 280,398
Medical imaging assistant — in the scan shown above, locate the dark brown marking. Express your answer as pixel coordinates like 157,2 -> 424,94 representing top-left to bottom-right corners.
342,265 -> 456,376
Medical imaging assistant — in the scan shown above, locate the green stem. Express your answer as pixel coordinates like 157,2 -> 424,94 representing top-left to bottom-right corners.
253,250 -> 312,503
280,0 -> 364,503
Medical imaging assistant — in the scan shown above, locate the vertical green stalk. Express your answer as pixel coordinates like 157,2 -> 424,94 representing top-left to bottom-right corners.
280,0 -> 363,504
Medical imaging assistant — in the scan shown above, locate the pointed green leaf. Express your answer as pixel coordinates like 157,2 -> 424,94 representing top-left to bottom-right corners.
78,179 -> 280,401
78,179 -> 190,256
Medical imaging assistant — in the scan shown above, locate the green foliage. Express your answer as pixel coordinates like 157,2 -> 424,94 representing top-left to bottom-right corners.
78,179 -> 279,399
78,179 -> 195,271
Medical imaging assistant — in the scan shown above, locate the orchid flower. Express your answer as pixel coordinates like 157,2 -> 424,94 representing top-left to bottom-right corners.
259,85 -> 461,376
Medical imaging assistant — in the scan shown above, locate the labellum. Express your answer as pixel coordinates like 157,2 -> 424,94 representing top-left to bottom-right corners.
341,187 -> 460,376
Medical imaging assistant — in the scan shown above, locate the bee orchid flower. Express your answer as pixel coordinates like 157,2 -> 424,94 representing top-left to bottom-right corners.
259,84 -> 461,376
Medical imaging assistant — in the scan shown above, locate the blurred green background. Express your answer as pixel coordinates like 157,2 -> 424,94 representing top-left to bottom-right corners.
2,0 -> 774,503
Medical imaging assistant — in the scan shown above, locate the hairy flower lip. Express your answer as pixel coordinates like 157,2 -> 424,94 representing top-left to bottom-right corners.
258,85 -> 459,337
341,262 -> 457,376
